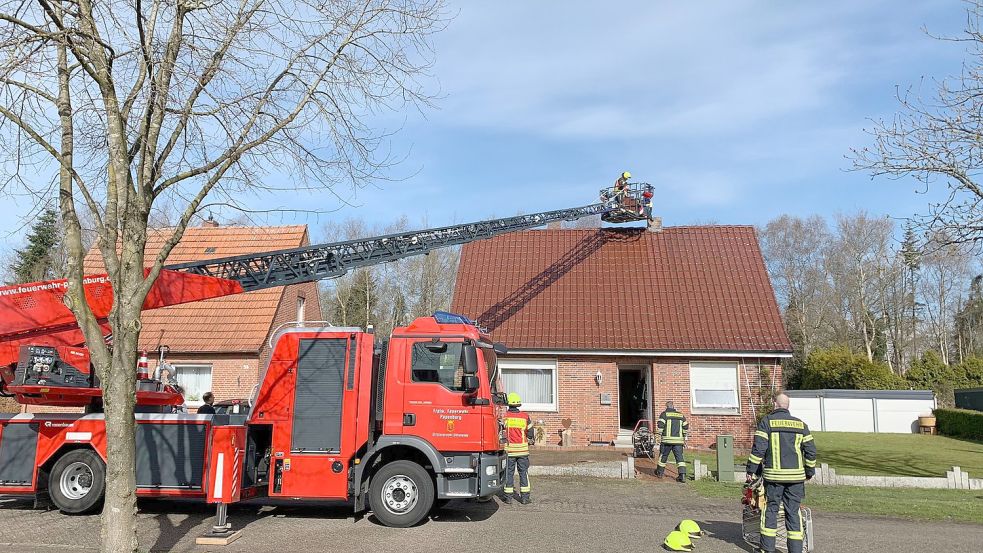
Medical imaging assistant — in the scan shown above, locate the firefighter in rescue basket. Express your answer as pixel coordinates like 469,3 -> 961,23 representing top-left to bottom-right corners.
502,392 -> 535,504
655,401 -> 689,482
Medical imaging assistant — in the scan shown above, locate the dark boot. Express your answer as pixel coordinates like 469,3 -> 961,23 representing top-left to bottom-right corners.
676,474 -> 685,483
655,468 -> 664,478
519,494 -> 531,505
500,492 -> 512,504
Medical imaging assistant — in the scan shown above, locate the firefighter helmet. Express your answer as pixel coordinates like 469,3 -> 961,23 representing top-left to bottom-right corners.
663,530 -> 693,551
507,392 -> 522,406
677,519 -> 703,538
622,171 -> 631,179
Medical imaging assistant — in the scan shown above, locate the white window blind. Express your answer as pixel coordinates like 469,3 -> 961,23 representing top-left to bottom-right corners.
175,364 -> 213,406
690,361 -> 740,414
500,359 -> 557,412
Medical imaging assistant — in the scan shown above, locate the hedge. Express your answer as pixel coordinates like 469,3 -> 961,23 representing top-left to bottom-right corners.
933,408 -> 983,441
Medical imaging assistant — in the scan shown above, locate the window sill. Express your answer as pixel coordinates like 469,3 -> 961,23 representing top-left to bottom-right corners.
519,404 -> 558,413
691,408 -> 741,416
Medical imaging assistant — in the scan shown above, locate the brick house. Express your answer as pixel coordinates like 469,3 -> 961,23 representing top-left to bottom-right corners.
76,221 -> 323,410
450,226 -> 792,449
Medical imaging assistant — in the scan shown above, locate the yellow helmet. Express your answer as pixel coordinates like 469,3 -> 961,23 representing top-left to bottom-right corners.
663,530 -> 693,551
507,392 -> 522,406
677,519 -> 703,539
622,171 -> 631,179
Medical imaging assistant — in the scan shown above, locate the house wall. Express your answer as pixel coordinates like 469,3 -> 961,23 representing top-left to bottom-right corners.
514,355 -> 783,450
260,281 -> 323,369
161,352 -> 260,404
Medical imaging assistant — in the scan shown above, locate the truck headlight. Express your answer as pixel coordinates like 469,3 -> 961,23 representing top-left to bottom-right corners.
486,465 -> 496,476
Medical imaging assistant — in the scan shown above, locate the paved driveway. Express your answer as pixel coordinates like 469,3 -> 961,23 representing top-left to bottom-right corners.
0,477 -> 980,552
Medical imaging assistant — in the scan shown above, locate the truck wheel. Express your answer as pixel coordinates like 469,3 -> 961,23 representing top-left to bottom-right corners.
369,460 -> 434,528
48,449 -> 105,514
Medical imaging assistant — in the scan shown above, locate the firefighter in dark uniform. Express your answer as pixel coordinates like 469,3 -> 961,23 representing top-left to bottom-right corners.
745,393 -> 817,553
655,401 -> 689,482
502,392 -> 535,504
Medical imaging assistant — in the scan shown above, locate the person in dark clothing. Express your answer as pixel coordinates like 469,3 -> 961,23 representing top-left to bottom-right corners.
655,401 -> 689,482
197,392 -> 216,415
745,393 -> 817,553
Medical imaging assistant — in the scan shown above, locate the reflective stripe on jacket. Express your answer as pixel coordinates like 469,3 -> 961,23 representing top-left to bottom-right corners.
746,408 -> 817,483
657,409 -> 688,445
504,409 -> 532,457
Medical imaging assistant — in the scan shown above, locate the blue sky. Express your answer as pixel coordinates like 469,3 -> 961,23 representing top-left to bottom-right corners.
0,1 -> 971,244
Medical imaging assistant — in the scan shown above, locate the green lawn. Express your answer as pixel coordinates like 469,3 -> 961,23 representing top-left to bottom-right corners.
811,432 -> 983,477
691,480 -> 983,524
690,432 -> 983,478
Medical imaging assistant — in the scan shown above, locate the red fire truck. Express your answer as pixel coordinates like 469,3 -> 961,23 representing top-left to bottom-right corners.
0,187 -> 651,531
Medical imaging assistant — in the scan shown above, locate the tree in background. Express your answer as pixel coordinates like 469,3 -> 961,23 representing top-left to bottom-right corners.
0,1 -> 445,549
955,276 -> 983,358
853,1 -> 983,245
319,216 -> 460,338
9,208 -> 60,283
760,210 -> 983,388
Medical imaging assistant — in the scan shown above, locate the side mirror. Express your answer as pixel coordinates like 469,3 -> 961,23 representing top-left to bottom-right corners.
492,392 -> 508,406
463,345 -> 479,375
493,342 -> 508,355
463,375 -> 480,392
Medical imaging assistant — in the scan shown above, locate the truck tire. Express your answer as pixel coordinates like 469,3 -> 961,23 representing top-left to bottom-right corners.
48,449 -> 105,514
369,460 -> 434,528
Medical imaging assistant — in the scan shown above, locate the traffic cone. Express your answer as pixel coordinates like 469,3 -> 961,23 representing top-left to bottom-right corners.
137,351 -> 150,380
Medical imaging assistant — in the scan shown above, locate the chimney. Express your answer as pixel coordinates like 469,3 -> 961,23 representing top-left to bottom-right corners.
202,212 -> 219,228
646,216 -> 663,233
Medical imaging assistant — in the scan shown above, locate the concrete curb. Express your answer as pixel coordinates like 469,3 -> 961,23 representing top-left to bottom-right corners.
528,458 -> 635,479
812,464 -> 983,490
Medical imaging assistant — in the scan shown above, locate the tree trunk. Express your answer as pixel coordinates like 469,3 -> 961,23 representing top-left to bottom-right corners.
100,322 -> 139,552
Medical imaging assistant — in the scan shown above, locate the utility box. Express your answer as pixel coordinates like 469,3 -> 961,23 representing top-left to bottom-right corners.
717,434 -> 735,482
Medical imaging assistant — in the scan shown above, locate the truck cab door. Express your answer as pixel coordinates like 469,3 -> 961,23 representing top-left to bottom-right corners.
399,340 -> 485,451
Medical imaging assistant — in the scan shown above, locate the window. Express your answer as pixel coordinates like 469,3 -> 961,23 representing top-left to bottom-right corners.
174,364 -> 213,407
297,296 -> 306,325
690,361 -> 740,415
411,342 -> 466,392
499,359 -> 557,412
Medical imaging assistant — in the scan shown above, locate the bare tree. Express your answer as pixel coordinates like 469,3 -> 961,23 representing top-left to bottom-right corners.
0,1 -> 444,550
825,213 -> 896,362
853,1 -> 983,245
920,235 -> 973,364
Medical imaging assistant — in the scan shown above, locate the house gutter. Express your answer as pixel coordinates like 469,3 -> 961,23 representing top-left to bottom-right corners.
504,349 -> 793,359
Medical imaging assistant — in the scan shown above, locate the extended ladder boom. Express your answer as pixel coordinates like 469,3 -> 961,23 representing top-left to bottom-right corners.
0,185 -> 653,368
167,200 -> 625,292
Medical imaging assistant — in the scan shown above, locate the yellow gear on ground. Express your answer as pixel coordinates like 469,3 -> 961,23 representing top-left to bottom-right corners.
677,519 -> 703,538
663,530 -> 693,551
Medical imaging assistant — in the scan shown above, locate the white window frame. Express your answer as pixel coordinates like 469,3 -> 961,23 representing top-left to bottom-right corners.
173,364 -> 213,407
689,360 -> 740,415
499,358 -> 558,412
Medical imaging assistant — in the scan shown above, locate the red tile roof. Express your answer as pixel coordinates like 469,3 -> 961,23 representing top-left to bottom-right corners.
451,226 -> 791,353
84,225 -> 309,353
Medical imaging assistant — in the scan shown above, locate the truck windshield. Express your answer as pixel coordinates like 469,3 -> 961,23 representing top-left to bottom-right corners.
481,348 -> 500,394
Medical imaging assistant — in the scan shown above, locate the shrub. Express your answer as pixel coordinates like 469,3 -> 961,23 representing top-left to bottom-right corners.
799,347 -> 906,390
933,408 -> 983,441
907,351 -> 958,406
